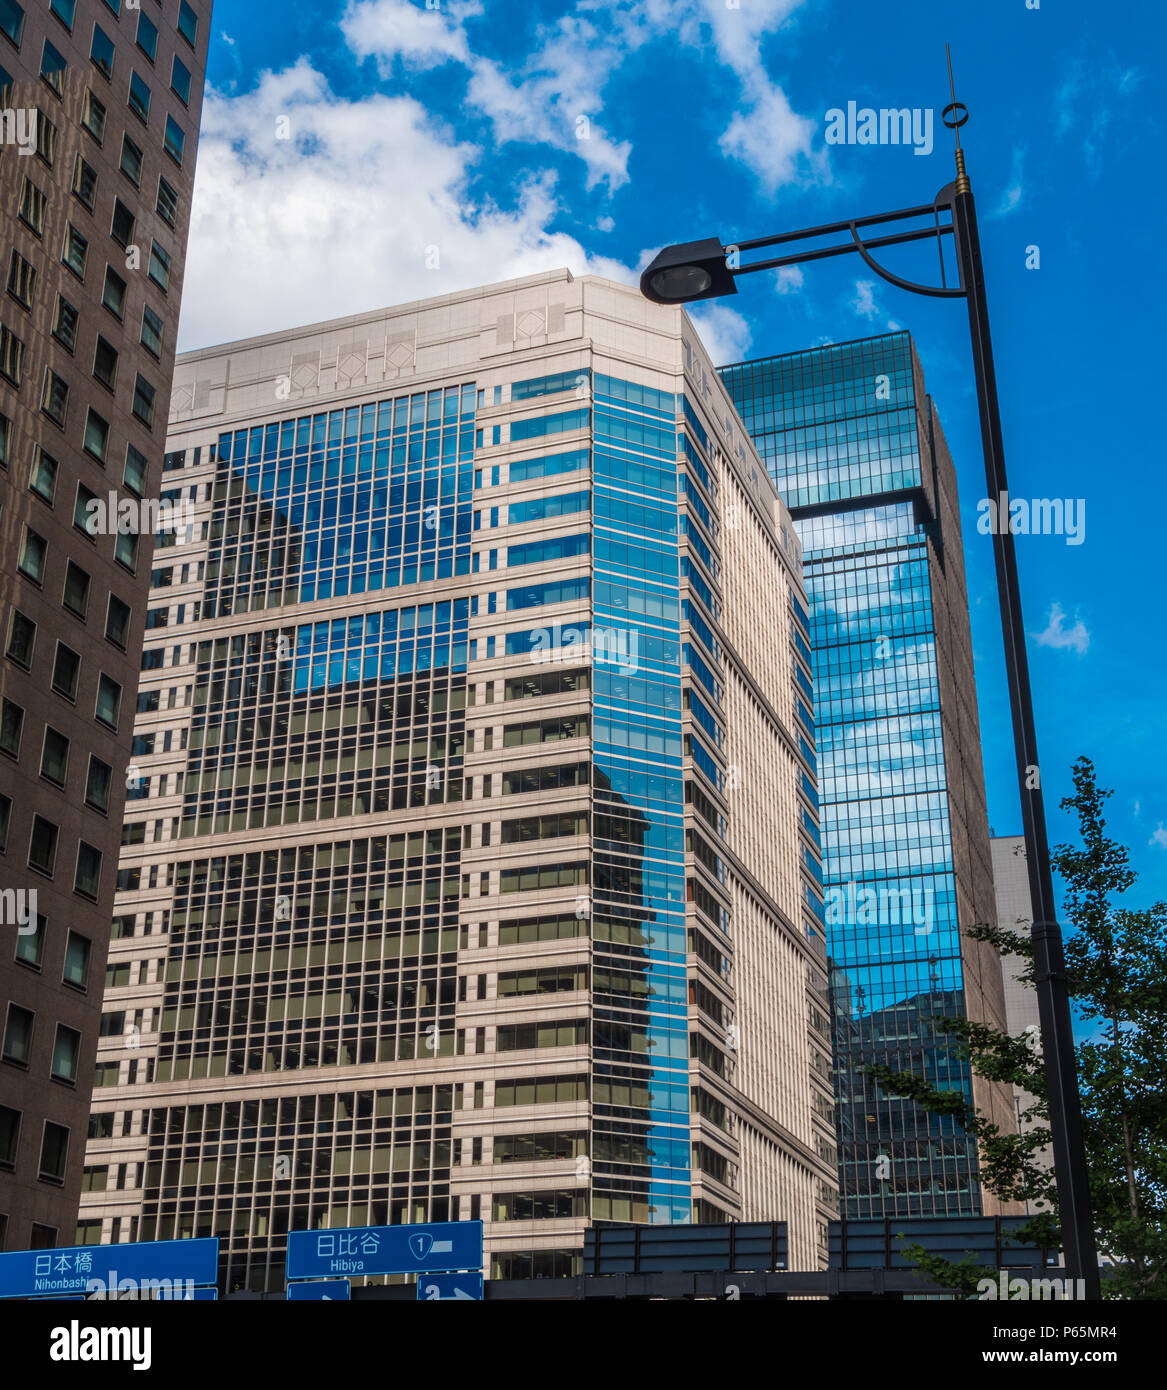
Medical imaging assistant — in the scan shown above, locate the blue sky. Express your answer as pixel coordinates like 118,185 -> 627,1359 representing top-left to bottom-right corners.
182,0 -> 1166,914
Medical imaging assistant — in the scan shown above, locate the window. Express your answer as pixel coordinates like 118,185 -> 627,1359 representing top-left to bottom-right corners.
2,1005 -> 33,1066
40,368 -> 69,426
74,841 -> 102,898
132,374 -> 156,427
0,1 -> 25,47
50,0 -> 76,29
64,933 -> 91,989
83,408 -> 109,463
40,39 -> 66,96
30,1223 -> 58,1248
40,727 -> 68,786
85,756 -> 112,812
0,412 -> 10,469
178,1 -> 199,47
95,673 -> 121,727
171,56 -> 192,104
1,699 -> 24,757
148,240 -> 170,290
140,304 -> 163,358
27,815 -> 57,873
102,265 -> 127,318
0,792 -> 10,852
164,114 -> 185,164
111,197 -> 135,246
34,106 -> 55,162
74,482 -> 98,537
119,134 -> 142,184
115,531 -> 138,571
29,449 -> 58,503
63,560 -> 90,617
52,642 -> 80,700
39,1122 -> 69,1182
5,611 -> 35,668
62,223 -> 88,279
72,153 -> 98,209
18,175 -> 45,235
51,294 -> 78,351
51,1027 -> 80,1083
93,335 -> 119,390
156,175 -> 179,226
124,443 -> 148,495
14,914 -> 44,967
136,12 -> 158,62
82,89 -> 106,142
0,1106 -> 19,1168
91,24 -> 115,81
6,248 -> 35,309
0,322 -> 25,385
106,594 -> 131,648
128,71 -> 151,122
18,526 -> 47,582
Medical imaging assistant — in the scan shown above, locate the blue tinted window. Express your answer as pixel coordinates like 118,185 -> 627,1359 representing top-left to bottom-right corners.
178,2 -> 198,45
136,12 -> 158,62
90,24 -> 115,79
0,1 -> 24,46
508,448 -> 588,484
171,55 -> 192,104
128,71 -> 151,120
164,114 -> 185,163
49,0 -> 76,30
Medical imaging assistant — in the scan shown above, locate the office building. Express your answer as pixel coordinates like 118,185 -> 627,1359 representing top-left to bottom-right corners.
76,270 -> 838,1289
0,0 -> 213,1252
721,332 -> 1016,1219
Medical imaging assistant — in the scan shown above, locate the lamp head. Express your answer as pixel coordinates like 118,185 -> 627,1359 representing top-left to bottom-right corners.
640,238 -> 738,305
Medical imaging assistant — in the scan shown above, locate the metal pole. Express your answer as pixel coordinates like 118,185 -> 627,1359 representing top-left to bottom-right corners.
949,159 -> 1101,1298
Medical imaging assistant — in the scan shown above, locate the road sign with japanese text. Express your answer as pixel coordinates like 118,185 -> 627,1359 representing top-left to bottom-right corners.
286,1222 -> 482,1280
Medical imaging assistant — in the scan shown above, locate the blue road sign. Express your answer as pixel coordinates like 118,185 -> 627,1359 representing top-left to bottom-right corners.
288,1280 -> 351,1301
0,1238 -> 219,1300
286,1221 -> 483,1280
417,1273 -> 484,1301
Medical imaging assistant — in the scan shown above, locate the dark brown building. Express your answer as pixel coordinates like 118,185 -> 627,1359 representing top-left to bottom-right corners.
0,0 -> 212,1253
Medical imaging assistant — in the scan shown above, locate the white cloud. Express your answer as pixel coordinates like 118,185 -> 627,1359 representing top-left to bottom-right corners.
341,0 -> 820,193
1150,824 -> 1167,850
850,279 -> 879,320
465,16 -> 633,191
773,265 -> 804,295
686,302 -> 752,367
340,0 -> 480,70
1032,602 -> 1090,656
178,61 -> 631,350
992,147 -> 1025,219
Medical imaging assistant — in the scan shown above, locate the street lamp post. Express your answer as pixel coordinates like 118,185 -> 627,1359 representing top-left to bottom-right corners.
641,68 -> 1100,1298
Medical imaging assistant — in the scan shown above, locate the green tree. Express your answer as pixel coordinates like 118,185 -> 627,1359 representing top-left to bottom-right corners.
866,757 -> 1167,1298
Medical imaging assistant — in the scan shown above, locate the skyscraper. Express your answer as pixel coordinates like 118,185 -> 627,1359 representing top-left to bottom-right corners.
0,0 -> 212,1253
721,332 -> 1016,1220
77,270 -> 838,1289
